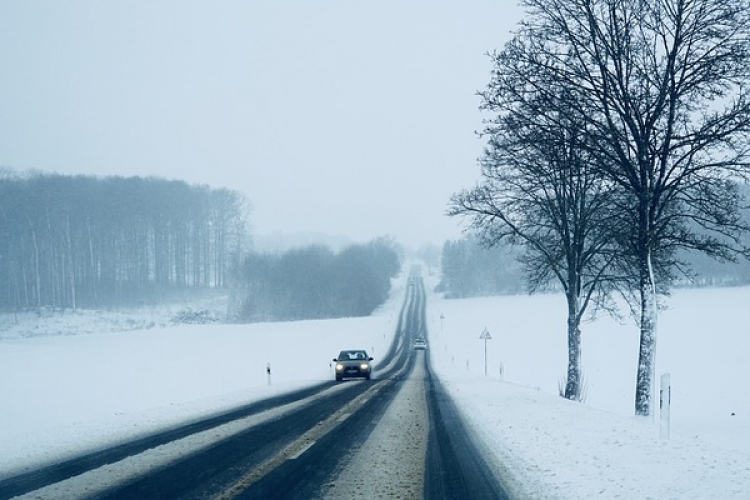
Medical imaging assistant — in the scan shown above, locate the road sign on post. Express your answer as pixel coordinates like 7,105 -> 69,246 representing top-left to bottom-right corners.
479,327 -> 492,376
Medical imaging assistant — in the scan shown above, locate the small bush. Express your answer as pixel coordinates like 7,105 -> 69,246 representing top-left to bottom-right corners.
558,371 -> 589,403
172,309 -> 218,325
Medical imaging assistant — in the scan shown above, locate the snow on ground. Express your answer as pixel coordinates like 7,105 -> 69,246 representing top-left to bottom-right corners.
1,270 -> 749,499
427,284 -> 750,499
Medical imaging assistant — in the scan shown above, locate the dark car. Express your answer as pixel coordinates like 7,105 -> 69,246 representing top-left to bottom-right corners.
333,350 -> 373,381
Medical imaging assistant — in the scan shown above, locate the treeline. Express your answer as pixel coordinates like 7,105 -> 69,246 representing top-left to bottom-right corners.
676,247 -> 750,287
438,234 -> 750,299
437,237 -> 524,298
232,238 -> 402,322
0,171 -> 248,310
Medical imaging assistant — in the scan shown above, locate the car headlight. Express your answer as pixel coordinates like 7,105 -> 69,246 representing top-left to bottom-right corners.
360,363 -> 370,370
336,364 -> 344,371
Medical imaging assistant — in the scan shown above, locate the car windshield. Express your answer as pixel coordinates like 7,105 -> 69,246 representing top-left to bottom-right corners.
338,350 -> 368,361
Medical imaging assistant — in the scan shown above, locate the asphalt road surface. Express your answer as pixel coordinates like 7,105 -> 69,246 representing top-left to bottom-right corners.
2,269 -> 510,500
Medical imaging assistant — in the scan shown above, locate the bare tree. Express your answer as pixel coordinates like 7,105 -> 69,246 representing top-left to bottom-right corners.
451,86 -> 624,400
480,0 -> 750,415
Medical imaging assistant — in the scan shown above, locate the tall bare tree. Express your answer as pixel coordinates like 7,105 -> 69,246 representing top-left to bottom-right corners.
451,86 -> 623,400
478,0 -> 750,415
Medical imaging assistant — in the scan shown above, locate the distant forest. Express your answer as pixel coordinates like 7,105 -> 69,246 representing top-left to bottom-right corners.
232,238 -> 402,322
438,236 -> 750,299
437,237 -> 524,298
0,171 -> 403,323
0,171 -> 247,310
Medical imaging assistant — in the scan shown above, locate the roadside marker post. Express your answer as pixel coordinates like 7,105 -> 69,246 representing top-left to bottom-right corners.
480,327 -> 492,376
660,372 -> 671,440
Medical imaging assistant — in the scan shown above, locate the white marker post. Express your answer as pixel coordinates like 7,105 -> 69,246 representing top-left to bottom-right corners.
660,372 -> 671,440
480,327 -> 492,376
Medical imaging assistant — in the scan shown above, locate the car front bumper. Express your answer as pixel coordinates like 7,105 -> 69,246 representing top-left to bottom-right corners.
336,364 -> 372,378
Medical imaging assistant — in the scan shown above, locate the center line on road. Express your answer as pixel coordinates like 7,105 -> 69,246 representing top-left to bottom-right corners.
288,441 -> 316,460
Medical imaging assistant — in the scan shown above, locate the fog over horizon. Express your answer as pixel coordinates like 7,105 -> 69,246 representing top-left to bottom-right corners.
0,1 -> 523,249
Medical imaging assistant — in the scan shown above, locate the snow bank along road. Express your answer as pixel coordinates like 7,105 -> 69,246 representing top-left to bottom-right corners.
1,269 -> 510,500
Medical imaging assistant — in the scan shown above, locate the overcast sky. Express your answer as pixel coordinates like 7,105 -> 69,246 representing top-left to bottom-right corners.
0,1 -> 523,249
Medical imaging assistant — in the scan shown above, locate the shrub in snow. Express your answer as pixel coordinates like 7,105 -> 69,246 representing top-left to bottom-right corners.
171,309 -> 219,325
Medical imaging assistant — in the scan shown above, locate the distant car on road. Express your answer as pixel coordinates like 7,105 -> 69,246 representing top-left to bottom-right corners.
333,350 -> 373,381
413,338 -> 427,350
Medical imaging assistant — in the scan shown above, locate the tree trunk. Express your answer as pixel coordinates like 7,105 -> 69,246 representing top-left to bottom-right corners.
635,251 -> 658,416
87,218 -> 99,308
65,214 -> 76,311
30,225 -> 41,310
564,293 -> 582,400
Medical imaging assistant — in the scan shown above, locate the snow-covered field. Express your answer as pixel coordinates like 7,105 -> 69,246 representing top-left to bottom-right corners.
428,284 -> 750,499
1,271 -> 749,499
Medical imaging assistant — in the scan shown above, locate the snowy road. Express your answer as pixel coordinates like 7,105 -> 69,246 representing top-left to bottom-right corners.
323,350 -> 509,500
323,352 -> 429,499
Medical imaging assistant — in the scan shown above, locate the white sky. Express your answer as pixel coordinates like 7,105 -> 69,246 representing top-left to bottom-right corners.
0,1 -> 523,249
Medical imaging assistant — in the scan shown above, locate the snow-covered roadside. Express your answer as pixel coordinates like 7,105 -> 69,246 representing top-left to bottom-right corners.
433,376 -> 750,499
426,285 -> 750,499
